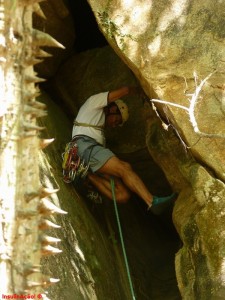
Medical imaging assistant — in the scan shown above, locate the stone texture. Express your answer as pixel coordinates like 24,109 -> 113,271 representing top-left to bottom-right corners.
88,0 -> 225,180
146,112 -> 225,299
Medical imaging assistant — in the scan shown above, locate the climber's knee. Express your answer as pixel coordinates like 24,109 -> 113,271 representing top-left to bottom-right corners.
117,160 -> 133,178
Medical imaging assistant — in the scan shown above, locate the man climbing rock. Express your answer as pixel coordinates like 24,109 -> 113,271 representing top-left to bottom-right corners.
71,86 -> 176,209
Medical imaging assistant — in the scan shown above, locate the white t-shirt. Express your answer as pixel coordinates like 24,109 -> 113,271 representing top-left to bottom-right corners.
72,92 -> 109,145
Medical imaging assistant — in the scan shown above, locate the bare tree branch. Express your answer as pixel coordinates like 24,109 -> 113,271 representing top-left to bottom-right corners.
151,99 -> 189,111
189,72 -> 212,136
150,72 -> 225,139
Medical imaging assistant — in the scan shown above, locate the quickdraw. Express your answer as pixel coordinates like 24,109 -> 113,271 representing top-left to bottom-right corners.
62,139 -> 89,183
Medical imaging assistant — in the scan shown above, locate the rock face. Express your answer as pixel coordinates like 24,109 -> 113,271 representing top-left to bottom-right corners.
38,92 -> 181,300
85,0 -> 225,298
88,0 -> 225,180
38,93 -> 133,300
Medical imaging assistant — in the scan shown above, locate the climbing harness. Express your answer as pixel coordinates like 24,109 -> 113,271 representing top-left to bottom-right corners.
62,138 -> 89,183
110,178 -> 136,300
73,120 -> 104,131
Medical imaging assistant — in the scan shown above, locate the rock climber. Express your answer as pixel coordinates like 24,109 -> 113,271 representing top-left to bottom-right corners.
72,86 -> 176,209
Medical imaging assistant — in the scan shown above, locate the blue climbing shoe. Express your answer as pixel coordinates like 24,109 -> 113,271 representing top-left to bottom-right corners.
152,193 -> 177,206
150,192 -> 178,215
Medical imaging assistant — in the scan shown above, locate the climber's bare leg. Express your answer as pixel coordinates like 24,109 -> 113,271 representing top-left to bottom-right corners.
96,156 -> 153,207
87,173 -> 131,203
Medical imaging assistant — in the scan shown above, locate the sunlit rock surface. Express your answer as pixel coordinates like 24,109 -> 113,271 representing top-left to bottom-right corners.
88,0 -> 225,180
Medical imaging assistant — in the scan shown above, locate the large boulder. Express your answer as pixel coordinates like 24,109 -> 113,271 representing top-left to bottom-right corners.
87,0 -> 225,180
146,110 -> 225,299
85,0 -> 225,298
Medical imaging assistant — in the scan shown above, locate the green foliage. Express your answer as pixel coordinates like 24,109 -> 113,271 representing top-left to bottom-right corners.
97,11 -> 134,51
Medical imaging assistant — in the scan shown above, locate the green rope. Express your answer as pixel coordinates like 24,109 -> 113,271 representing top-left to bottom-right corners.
110,178 -> 136,300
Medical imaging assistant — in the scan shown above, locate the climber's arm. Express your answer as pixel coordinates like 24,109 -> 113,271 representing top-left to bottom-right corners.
108,86 -> 139,103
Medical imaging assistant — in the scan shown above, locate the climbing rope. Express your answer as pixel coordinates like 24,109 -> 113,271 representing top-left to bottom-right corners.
110,178 -> 136,300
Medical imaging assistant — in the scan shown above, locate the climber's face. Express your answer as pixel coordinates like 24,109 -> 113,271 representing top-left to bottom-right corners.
105,105 -> 122,128
105,113 -> 122,128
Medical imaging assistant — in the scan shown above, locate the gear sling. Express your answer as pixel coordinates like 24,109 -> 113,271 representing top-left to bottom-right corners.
62,120 -> 104,183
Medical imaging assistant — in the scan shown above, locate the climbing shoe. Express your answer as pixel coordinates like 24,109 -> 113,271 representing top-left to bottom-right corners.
152,193 -> 177,206
150,192 -> 178,215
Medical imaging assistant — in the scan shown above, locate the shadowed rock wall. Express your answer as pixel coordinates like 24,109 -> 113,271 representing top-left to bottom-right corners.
38,92 -> 132,300
38,91 -> 181,300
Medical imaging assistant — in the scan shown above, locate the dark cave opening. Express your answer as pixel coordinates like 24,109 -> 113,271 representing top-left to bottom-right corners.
66,0 -> 108,52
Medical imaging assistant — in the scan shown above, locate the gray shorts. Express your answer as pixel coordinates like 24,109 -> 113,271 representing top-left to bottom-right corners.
75,135 -> 115,173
